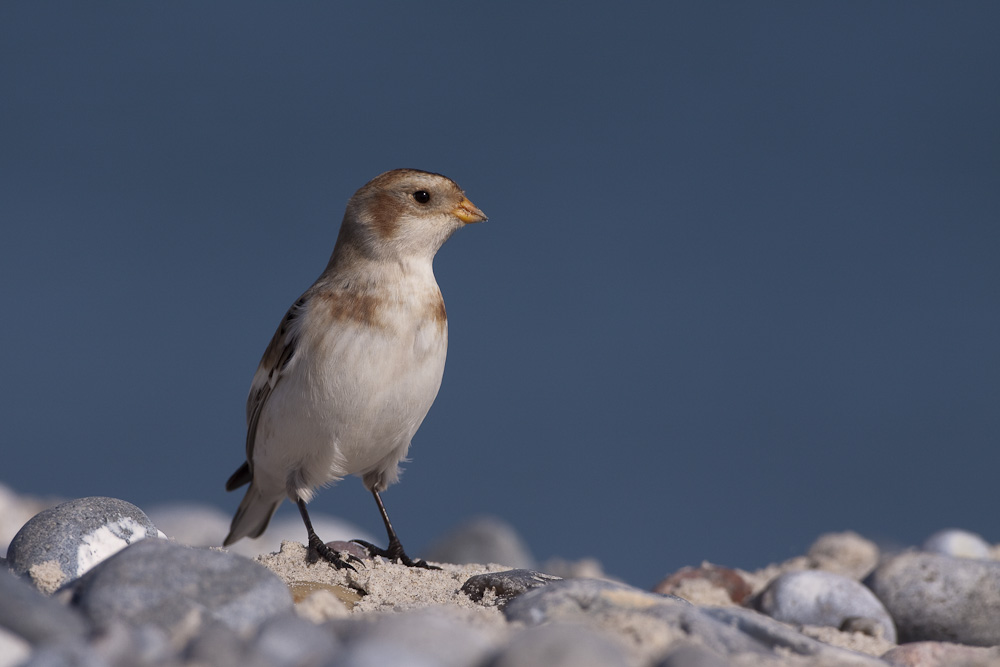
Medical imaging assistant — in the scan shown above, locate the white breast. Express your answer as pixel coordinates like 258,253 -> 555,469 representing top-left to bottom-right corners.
251,278 -> 448,501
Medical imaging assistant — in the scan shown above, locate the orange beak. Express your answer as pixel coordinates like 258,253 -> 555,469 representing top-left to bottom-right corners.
452,197 -> 488,224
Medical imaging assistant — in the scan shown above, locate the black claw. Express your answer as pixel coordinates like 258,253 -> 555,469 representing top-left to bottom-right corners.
298,496 -> 361,571
350,538 -> 441,570
350,538 -> 377,552
309,535 -> 358,571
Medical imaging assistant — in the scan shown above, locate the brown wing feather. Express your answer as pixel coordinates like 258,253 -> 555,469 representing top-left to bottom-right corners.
240,294 -> 307,475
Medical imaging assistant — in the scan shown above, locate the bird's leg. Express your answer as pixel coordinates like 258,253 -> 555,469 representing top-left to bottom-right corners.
296,496 -> 361,571
352,489 -> 440,569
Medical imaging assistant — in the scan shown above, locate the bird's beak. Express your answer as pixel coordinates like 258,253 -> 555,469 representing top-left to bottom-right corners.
452,197 -> 488,224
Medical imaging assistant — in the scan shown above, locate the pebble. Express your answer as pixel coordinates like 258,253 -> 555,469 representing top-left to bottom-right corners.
653,563 -> 752,605
18,641 -> 107,667
487,623 -> 630,667
87,621 -> 175,667
0,628 -> 31,667
6,485 -> 1000,666
424,516 -> 535,569
0,568 -> 89,646
503,577 -> 687,623
182,620 -> 253,667
654,641 -> 732,667
921,529 -> 992,560
504,578 -> 885,665
460,568 -> 561,606
328,608 -> 497,667
7,496 -> 162,592
755,570 -> 896,642
881,640 -> 1000,666
807,531 -> 881,580
252,613 -> 341,667
0,483 -> 58,559
71,537 -> 293,641
865,551 -> 1000,645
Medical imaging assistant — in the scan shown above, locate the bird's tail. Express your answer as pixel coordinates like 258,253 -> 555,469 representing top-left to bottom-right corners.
223,480 -> 281,546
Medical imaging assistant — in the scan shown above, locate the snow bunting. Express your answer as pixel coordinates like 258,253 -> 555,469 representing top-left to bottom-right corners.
223,169 -> 486,568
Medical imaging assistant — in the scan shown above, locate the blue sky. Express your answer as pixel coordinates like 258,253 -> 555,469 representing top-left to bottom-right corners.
2,2 -> 998,587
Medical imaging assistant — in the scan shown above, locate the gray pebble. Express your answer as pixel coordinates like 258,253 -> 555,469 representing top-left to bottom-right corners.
922,529 -> 992,559
0,628 -> 31,666
329,609 -> 495,667
88,621 -> 175,667
71,538 -> 292,641
424,516 -> 535,569
755,570 -> 896,642
486,623 -> 629,667
691,606 -> 885,663
655,642 -> 732,667
18,642 -> 109,667
8,497 -> 161,589
253,613 -> 340,667
461,569 -> 561,606
866,551 -> 1000,645
0,567 -> 89,645
183,620 -> 255,667
806,531 -> 880,580
505,579 -> 885,665
881,640 -> 1000,666
503,577 -> 689,625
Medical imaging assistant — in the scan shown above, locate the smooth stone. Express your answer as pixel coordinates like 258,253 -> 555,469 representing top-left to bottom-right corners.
0,628 -> 31,667
71,538 -> 293,641
424,516 -> 535,569
251,613 -> 340,667
690,606 -> 885,665
329,608 -> 496,667
7,497 -> 161,591
866,551 -> 1000,645
505,579 -> 885,665
655,641 -> 731,667
461,569 -> 561,606
486,623 -> 630,667
503,578 -> 690,624
922,529 -> 991,560
881,640 -> 1000,666
17,642 -> 107,667
182,620 -> 253,667
0,568 -> 89,645
807,532 -> 881,580
654,564 -> 752,605
88,621 -> 174,667
0,484 -> 58,559
756,570 -> 896,642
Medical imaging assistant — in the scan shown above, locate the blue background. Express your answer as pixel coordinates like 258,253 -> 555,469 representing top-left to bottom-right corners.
2,2 -> 998,587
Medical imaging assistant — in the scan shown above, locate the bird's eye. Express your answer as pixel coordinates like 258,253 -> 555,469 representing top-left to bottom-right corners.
412,190 -> 431,204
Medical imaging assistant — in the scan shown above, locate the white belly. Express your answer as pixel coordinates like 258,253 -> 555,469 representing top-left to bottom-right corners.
251,311 -> 447,500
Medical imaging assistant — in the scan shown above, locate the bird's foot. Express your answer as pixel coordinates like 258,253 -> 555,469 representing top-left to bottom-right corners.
351,539 -> 441,570
309,534 -> 363,571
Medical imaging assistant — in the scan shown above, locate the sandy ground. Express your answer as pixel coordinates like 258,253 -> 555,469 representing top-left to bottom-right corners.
255,539 -> 898,661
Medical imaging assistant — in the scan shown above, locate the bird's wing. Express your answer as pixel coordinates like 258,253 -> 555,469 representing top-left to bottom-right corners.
244,294 -> 308,466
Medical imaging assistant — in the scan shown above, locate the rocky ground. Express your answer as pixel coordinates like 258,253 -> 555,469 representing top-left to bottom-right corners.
2,484 -> 1000,666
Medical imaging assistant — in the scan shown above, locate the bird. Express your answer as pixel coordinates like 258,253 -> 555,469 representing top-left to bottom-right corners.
223,168 -> 486,569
